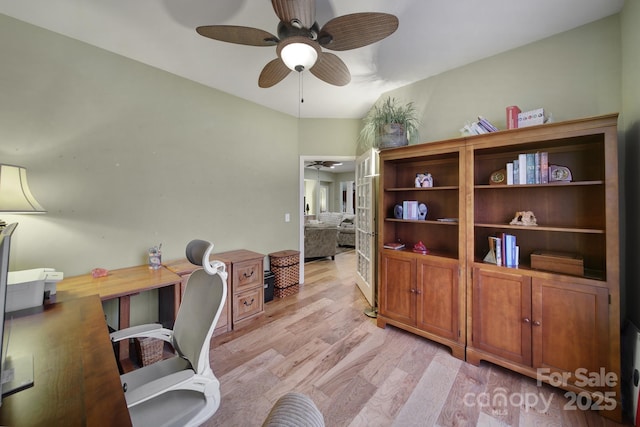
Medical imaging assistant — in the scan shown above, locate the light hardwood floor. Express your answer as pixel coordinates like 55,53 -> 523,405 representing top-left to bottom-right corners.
205,251 -> 628,427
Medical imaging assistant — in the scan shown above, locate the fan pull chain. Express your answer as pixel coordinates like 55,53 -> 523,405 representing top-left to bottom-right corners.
298,71 -> 305,118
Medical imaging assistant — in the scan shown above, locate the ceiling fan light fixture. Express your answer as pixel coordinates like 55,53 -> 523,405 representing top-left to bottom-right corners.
278,37 -> 320,72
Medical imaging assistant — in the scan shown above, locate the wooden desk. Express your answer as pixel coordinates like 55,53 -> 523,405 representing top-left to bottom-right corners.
56,265 -> 182,360
0,295 -> 131,426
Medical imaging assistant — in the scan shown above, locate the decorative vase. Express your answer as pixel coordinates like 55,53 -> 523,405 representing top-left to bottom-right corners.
378,123 -> 408,149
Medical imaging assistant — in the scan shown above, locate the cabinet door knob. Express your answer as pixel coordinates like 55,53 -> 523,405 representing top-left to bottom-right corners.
410,289 -> 416,294
533,320 -> 541,326
523,317 -> 531,323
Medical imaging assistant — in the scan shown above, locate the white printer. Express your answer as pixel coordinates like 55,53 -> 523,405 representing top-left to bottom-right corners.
6,268 -> 64,312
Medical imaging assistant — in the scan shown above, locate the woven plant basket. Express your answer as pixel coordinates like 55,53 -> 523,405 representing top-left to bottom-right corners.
135,337 -> 164,366
269,250 -> 300,289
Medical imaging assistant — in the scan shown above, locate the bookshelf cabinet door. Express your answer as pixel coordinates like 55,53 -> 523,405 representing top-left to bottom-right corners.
379,252 -> 416,325
472,267 -> 532,366
531,278 -> 609,378
416,257 -> 459,340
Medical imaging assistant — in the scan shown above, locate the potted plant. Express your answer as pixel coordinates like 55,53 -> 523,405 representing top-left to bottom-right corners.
360,97 -> 420,149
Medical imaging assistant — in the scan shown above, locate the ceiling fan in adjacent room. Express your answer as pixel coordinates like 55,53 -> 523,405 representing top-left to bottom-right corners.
306,160 -> 343,170
196,0 -> 399,88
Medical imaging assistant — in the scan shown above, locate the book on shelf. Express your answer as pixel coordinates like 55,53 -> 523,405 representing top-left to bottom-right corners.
525,153 -> 535,184
484,236 -> 502,266
478,116 -> 499,132
540,151 -> 549,183
504,234 -> 517,267
506,106 -> 521,130
506,162 -> 514,185
384,242 -> 406,250
471,122 -> 487,134
402,200 -> 419,220
534,152 -> 541,184
513,159 -> 520,184
518,153 -> 527,185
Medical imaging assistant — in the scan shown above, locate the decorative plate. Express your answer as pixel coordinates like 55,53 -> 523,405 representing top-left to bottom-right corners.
418,203 -> 428,220
489,169 -> 507,185
393,204 -> 403,219
549,165 -> 572,182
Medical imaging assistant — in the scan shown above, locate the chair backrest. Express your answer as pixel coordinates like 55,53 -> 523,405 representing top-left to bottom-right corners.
172,240 -> 227,374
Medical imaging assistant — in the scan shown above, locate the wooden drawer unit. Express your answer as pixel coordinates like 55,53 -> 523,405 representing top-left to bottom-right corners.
164,248 -> 265,333
232,259 -> 263,292
233,287 -> 263,322
216,249 -> 265,327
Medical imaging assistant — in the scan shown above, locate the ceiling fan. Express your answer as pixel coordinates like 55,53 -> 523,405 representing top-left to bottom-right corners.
196,0 -> 399,88
306,160 -> 343,169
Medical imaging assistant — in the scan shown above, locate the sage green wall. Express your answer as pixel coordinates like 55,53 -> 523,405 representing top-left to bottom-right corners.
382,15 -> 621,145
0,14 -> 305,280
621,1 -> 640,328
0,14 -> 323,326
298,118 -> 360,156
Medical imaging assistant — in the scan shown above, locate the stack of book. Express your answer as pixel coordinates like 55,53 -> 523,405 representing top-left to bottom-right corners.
464,116 -> 499,135
504,151 -> 549,185
383,242 -> 405,250
484,233 -> 519,267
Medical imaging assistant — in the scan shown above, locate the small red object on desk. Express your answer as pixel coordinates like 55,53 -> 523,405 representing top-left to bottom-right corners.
412,241 -> 428,254
91,268 -> 109,278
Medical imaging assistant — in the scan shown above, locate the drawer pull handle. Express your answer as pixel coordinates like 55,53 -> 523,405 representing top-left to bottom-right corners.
243,270 -> 254,279
243,298 -> 255,307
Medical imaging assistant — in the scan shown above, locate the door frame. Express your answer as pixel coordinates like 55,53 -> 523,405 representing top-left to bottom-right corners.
299,155 -> 355,284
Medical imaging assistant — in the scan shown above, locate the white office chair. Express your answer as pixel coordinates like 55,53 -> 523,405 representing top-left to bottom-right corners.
110,239 -> 227,427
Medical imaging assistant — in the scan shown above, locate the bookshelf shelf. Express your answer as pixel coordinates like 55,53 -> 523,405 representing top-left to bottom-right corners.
474,180 -> 604,189
474,223 -> 604,234
386,186 -> 459,191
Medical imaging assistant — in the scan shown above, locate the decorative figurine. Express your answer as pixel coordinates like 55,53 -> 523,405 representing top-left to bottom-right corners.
415,172 -> 433,188
509,211 -> 537,226
421,173 -> 433,187
412,240 -> 428,254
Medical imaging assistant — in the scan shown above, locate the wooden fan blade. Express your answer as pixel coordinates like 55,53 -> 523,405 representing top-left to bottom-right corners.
271,0 -> 315,29
319,13 -> 399,51
259,58 -> 292,88
196,25 -> 278,46
310,52 -> 350,86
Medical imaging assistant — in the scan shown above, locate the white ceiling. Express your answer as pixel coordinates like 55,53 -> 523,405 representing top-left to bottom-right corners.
0,0 -> 624,119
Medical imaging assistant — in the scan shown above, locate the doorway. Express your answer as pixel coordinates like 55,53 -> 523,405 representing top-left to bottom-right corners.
299,155 -> 355,283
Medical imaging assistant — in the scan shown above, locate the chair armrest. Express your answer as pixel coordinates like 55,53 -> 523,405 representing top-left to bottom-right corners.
125,369 -> 195,407
110,323 -> 173,344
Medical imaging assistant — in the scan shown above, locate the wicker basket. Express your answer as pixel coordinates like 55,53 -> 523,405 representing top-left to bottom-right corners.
269,250 -> 300,289
135,337 -> 164,366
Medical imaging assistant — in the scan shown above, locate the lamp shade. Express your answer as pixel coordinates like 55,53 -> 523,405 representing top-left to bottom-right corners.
0,164 -> 46,213
277,37 -> 321,72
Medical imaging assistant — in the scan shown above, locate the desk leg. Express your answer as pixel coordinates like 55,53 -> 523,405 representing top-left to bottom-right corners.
174,282 -> 181,320
118,295 -> 131,361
